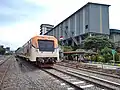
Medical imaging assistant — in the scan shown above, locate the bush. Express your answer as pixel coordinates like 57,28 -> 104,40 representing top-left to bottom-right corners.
91,55 -> 97,62
100,47 -> 112,63
115,53 -> 120,62
0,47 -> 5,55
63,46 -> 73,52
97,55 -> 105,63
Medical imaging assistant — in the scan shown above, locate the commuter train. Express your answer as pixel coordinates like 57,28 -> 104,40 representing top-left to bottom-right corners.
15,35 -> 59,67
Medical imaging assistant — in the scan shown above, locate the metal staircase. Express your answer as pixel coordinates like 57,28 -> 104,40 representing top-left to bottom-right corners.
64,30 -> 79,46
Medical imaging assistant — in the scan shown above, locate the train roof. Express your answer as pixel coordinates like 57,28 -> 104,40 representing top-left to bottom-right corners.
31,35 -> 56,39
16,35 -> 58,51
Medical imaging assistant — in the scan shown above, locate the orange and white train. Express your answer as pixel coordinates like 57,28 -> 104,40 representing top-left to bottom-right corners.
15,35 -> 59,67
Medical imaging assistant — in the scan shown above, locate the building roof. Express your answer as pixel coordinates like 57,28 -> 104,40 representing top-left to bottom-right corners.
110,29 -> 120,34
44,2 -> 110,35
64,51 -> 97,55
40,24 -> 54,27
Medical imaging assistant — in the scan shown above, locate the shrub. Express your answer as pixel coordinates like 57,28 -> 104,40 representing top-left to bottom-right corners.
63,46 -> 73,52
100,47 -> 112,63
91,55 -> 97,62
115,53 -> 120,62
97,55 -> 105,63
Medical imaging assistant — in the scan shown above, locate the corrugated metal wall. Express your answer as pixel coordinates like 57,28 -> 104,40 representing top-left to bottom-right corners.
89,4 -> 109,34
47,3 -> 109,40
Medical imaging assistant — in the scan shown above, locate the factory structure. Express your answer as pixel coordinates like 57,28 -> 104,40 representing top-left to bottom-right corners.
40,2 -> 120,47
110,29 -> 120,47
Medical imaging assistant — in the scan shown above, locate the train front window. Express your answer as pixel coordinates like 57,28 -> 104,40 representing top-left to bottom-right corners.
38,40 -> 54,51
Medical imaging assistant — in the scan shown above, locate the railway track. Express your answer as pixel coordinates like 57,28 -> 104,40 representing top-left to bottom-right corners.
16,58 -> 84,90
16,58 -> 104,89
0,55 -> 11,65
0,55 -> 12,90
43,67 -> 114,90
16,58 -> 70,90
53,64 -> 120,90
42,69 -> 84,90
57,61 -> 120,79
13,57 -> 120,89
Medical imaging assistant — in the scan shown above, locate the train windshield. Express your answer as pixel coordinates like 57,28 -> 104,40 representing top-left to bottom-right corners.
38,40 -> 54,51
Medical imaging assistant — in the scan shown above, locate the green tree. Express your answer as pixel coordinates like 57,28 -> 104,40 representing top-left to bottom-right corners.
63,46 -> 73,52
91,55 -> 97,62
71,45 -> 81,51
100,47 -> 112,63
84,36 -> 114,52
115,53 -> 120,62
58,41 -> 62,46
0,47 -> 5,55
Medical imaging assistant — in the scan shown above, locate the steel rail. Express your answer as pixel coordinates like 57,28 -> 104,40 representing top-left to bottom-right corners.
0,57 -> 12,90
0,64 -> 11,90
53,67 -> 119,90
56,62 -> 120,79
0,56 -> 12,66
68,69 -> 120,88
19,58 -> 83,90
42,69 -> 83,90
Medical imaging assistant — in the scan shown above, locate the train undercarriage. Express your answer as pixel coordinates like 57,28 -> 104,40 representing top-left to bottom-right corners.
36,57 -> 57,67
16,55 -> 57,68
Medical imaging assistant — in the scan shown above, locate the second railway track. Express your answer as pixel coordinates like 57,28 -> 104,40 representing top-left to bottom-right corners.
56,62 -> 120,89
43,67 -> 116,90
52,64 -> 120,90
0,55 -> 12,90
57,61 -> 120,79
0,55 -> 11,65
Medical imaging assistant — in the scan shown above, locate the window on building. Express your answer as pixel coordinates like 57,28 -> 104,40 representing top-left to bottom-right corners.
65,26 -> 68,29
85,25 -> 88,29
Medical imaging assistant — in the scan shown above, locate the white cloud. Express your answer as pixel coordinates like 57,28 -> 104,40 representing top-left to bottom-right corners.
1,0 -> 120,50
26,0 -> 120,28
0,21 -> 40,50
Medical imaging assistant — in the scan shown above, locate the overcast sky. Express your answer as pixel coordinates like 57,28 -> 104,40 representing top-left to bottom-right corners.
0,0 -> 120,50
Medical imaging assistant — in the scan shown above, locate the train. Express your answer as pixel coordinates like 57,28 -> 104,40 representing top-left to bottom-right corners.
15,35 -> 59,67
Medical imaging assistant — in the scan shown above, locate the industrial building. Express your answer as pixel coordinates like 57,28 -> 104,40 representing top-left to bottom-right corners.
40,24 -> 54,35
44,2 -> 110,46
110,29 -> 120,47
5,47 -> 10,54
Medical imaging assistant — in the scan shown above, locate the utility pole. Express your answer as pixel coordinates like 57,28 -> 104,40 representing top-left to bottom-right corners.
60,36 -> 64,60
112,49 -> 116,65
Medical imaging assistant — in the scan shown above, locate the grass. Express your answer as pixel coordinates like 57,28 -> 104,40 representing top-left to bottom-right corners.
117,64 -> 120,66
